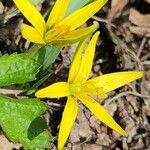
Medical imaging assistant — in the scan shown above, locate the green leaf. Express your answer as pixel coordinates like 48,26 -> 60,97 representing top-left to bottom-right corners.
24,74 -> 50,95
24,45 -> 61,95
29,0 -> 40,5
0,94 -> 53,149
66,0 -> 93,16
0,53 -> 41,86
34,45 -> 61,73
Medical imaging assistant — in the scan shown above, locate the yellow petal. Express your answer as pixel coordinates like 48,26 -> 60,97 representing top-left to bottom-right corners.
46,0 -> 70,29
45,21 -> 99,45
68,43 -> 85,83
58,96 -> 78,150
56,0 -> 108,30
13,0 -> 45,36
68,40 -> 86,83
21,23 -> 45,44
74,31 -> 100,83
77,94 -> 126,135
98,91 -> 108,99
35,82 -> 70,98
85,71 -> 144,93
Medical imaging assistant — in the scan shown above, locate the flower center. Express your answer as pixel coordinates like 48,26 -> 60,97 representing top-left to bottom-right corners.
70,83 -> 81,95
69,83 -> 108,99
44,25 -> 70,43
54,24 -> 70,36
80,83 -> 108,99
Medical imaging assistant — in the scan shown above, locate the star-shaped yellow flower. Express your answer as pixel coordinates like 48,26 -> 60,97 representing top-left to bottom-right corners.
35,32 -> 144,150
12,0 -> 108,45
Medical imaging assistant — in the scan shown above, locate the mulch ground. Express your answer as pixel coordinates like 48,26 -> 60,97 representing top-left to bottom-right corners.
0,0 -> 150,149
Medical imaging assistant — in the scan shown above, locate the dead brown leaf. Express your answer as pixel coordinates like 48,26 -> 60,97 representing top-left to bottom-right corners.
0,2 -> 4,14
89,116 -> 101,133
82,144 -> 103,150
131,138 -> 145,149
104,103 -> 117,116
144,0 -> 150,4
130,26 -> 150,37
96,133 -> 113,146
129,8 -> 150,36
108,0 -> 129,20
129,8 -> 150,27
69,123 -> 80,143
77,108 -> 94,138
69,108 -> 94,144
0,135 -> 21,150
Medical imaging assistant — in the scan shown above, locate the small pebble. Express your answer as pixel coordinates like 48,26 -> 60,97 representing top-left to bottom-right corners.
93,65 -> 100,73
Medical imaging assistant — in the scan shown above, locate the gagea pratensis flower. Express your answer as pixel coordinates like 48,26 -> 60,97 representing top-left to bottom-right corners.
12,0 -> 108,45
35,32 -> 144,150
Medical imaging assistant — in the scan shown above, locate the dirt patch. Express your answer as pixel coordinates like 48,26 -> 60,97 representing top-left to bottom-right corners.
0,0 -> 150,150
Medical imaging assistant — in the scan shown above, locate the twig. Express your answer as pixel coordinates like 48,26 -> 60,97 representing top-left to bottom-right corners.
0,88 -> 22,96
141,53 -> 150,61
4,7 -> 20,23
104,91 -> 150,106
47,101 -> 63,108
137,37 -> 147,58
92,16 -> 117,28
142,61 -> 150,65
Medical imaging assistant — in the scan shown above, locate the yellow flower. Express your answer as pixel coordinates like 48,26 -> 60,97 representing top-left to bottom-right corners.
12,0 -> 108,45
35,32 -> 144,150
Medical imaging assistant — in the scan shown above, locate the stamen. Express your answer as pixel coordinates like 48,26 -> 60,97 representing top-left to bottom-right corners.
70,84 -> 81,95
81,83 -> 108,99
54,24 -> 70,36
44,28 -> 58,42
44,25 -> 71,43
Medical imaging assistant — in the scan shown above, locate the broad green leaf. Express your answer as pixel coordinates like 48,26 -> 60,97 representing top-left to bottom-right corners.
0,94 -> 53,149
0,53 -> 41,86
